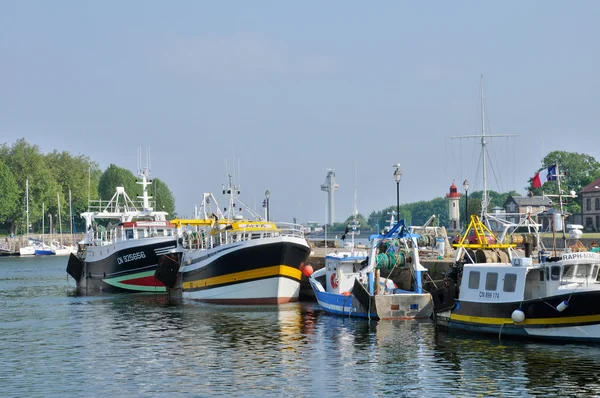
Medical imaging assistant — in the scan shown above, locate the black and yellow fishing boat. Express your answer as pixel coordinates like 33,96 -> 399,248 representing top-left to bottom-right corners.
155,187 -> 311,305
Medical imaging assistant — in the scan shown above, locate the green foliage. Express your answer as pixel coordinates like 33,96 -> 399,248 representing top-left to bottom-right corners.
46,150 -> 101,228
0,139 -> 59,233
527,151 -> 600,214
0,139 -> 178,233
98,164 -> 140,201
364,190 -> 515,231
151,177 -> 176,216
0,160 -> 19,231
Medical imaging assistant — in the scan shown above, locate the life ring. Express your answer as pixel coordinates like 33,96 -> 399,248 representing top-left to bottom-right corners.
330,273 -> 339,289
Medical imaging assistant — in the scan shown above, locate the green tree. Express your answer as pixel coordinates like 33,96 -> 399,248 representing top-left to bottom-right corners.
98,164 -> 140,202
0,139 -> 60,233
151,177 -> 176,216
45,150 -> 102,231
0,160 -> 20,232
527,151 -> 600,214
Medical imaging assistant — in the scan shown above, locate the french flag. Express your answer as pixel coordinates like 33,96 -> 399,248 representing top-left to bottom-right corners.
532,164 -> 557,188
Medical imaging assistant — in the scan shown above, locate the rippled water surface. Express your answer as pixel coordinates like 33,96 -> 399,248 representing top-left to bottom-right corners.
2,256 -> 600,397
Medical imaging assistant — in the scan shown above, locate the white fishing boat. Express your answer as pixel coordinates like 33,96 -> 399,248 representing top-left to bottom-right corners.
430,78 -> 600,342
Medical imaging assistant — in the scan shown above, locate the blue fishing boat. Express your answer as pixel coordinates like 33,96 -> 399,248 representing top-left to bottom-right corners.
309,219 -> 433,320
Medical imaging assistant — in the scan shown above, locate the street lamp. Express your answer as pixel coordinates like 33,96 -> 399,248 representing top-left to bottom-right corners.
265,190 -> 271,221
463,179 -> 470,228
393,164 -> 402,223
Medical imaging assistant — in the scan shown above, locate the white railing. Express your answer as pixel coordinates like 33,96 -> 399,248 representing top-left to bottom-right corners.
181,222 -> 305,250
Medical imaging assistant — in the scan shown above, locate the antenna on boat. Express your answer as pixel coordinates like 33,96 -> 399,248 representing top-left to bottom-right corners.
450,75 -> 518,224
136,147 -> 153,212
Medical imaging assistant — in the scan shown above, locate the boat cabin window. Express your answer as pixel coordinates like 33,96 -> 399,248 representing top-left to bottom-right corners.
575,264 -> 593,278
126,229 -> 134,240
503,273 -> 517,292
539,270 -> 545,281
157,229 -> 164,236
468,271 -> 480,289
551,266 -> 561,281
137,229 -> 146,238
485,272 -> 498,291
563,264 -> 575,279
545,266 -> 550,281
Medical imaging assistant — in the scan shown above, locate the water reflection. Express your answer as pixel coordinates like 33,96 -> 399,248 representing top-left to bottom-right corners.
3,255 -> 600,397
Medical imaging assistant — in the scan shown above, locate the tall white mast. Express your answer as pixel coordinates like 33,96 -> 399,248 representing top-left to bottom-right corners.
480,77 -> 488,217
57,192 -> 63,246
25,178 -> 29,240
69,189 -> 74,246
450,75 -> 517,221
42,202 -> 45,247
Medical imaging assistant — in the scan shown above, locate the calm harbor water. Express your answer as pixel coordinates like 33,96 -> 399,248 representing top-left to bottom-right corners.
2,256 -> 600,397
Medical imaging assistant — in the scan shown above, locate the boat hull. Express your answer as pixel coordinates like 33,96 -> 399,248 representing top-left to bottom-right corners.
67,237 -> 179,293
311,278 -> 433,320
19,246 -> 36,256
179,236 -> 310,304
435,290 -> 600,342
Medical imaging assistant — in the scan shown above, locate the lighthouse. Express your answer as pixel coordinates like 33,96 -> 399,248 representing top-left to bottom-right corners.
445,181 -> 462,231
321,170 -> 339,226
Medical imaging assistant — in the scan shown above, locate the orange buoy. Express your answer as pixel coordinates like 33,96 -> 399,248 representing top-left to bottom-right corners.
302,265 -> 314,277
299,262 -> 305,271
341,291 -> 351,296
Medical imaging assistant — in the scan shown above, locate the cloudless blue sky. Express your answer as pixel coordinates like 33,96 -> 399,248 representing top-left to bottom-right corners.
2,1 -> 599,223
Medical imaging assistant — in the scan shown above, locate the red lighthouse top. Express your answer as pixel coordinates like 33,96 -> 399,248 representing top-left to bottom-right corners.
445,181 -> 462,199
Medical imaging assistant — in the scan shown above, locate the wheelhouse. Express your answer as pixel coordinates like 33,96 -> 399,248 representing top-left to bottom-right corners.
118,221 -> 177,241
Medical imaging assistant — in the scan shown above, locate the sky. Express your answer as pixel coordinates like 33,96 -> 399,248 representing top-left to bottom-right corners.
2,1 -> 599,224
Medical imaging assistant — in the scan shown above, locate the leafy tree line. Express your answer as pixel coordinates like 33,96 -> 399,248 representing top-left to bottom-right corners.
330,151 -> 599,231
0,139 -> 176,234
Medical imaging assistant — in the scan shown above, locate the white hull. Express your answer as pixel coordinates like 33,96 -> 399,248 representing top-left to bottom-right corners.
183,276 -> 300,304
19,246 -> 35,256
53,247 -> 77,256
525,324 -> 600,340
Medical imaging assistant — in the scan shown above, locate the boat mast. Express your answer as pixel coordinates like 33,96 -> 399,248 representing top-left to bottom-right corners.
69,189 -> 74,246
352,164 -> 358,252
25,178 -> 29,241
57,192 -> 63,247
42,202 -> 45,247
480,77 -> 488,218
555,163 -> 567,250
450,75 -> 518,223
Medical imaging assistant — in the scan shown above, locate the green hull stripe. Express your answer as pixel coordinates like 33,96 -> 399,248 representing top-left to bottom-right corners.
103,270 -> 166,292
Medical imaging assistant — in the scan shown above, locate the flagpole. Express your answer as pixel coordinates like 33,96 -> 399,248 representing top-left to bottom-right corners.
555,163 -> 567,251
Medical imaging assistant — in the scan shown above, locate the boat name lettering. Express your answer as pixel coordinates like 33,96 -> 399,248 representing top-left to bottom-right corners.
135,221 -> 167,227
238,223 -> 271,229
561,252 -> 600,261
478,291 -> 500,299
117,251 -> 146,264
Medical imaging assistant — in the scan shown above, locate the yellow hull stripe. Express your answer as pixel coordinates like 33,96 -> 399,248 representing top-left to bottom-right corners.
450,313 -> 600,325
183,265 -> 302,290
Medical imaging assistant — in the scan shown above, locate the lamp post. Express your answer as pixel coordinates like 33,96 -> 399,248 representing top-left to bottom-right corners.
393,164 -> 402,224
265,190 -> 271,221
463,179 -> 470,228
